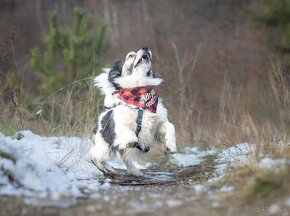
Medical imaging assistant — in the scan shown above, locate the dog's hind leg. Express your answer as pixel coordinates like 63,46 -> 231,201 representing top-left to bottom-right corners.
117,149 -> 142,176
156,120 -> 177,153
124,160 -> 142,176
90,133 -> 117,174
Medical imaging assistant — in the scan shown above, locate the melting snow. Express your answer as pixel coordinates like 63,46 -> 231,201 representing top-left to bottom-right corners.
166,199 -> 184,208
0,130 -> 163,207
269,204 -> 281,215
1,130 -> 287,208
216,143 -> 256,165
259,157 -> 288,171
285,197 -> 290,207
170,147 -> 216,167
211,201 -> 222,208
0,131 -> 108,206
213,143 -> 257,176
193,184 -> 205,193
220,185 -> 234,193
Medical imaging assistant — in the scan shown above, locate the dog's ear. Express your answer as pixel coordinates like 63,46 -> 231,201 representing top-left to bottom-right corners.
108,60 -> 123,90
109,60 -> 123,80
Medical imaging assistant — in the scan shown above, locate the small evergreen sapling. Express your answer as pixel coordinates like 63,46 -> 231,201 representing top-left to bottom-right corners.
30,8 -> 108,96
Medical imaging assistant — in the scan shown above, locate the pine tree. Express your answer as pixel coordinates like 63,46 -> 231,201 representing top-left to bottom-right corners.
30,8 -> 108,96
246,0 -> 290,65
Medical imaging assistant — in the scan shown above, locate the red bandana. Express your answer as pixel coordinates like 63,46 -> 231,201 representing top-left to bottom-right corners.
113,87 -> 158,113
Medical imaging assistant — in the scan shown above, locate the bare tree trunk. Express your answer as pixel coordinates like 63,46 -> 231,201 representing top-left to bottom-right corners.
172,43 -> 200,143
102,0 -> 119,47
35,0 -> 45,37
141,0 -> 156,47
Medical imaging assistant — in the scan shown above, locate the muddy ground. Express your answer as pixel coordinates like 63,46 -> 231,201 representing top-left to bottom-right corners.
0,158 -> 280,216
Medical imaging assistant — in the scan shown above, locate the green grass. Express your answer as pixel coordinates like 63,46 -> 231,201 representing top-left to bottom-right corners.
250,166 -> 290,199
0,121 -> 21,137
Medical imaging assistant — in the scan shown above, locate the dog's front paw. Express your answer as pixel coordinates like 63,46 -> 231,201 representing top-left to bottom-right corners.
144,146 -> 150,153
126,142 -> 150,153
126,141 -> 139,148
165,142 -> 177,154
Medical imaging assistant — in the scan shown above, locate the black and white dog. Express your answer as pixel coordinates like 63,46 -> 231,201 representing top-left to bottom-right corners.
90,47 -> 176,176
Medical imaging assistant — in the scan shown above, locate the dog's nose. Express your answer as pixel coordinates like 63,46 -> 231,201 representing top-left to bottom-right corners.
142,47 -> 149,51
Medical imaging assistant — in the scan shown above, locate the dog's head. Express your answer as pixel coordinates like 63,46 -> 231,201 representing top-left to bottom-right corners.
94,48 -> 163,107
108,51 -> 136,90
109,47 -> 163,89
132,47 -> 153,77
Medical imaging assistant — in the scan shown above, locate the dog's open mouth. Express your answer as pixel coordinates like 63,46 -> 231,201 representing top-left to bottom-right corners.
135,54 -> 150,68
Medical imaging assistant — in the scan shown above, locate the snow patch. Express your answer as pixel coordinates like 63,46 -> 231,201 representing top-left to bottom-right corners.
0,131 -> 112,206
170,147 -> 216,167
259,157 -> 288,171
211,201 -> 222,208
216,143 -> 256,165
193,184 -> 205,193
130,201 -> 163,213
166,199 -> 184,208
285,197 -> 290,207
269,204 -> 281,215
213,143 -> 257,175
220,185 -> 234,193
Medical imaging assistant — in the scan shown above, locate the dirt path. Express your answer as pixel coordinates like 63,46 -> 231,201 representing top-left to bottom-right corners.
0,159 -> 246,216
0,186 -> 230,216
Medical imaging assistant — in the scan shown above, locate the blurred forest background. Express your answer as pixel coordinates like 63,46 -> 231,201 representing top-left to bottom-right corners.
1,0 -> 290,146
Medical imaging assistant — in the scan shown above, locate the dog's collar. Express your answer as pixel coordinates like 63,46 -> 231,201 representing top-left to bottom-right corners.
112,86 -> 158,113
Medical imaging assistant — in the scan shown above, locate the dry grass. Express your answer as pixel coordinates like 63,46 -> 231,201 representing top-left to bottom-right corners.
0,29 -> 104,138
0,77 -> 103,138
1,45 -> 290,203
155,48 -> 290,208
216,159 -> 290,208
171,56 -> 290,150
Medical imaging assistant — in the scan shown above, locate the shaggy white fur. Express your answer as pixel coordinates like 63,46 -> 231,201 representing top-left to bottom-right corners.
90,48 -> 176,176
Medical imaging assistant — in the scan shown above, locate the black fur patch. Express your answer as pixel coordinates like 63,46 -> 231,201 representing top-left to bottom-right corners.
108,60 -> 123,90
146,69 -> 158,78
128,62 -> 133,75
146,69 -> 152,77
100,110 -> 116,145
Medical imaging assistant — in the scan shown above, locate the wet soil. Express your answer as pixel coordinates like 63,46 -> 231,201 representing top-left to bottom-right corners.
0,160 -> 245,216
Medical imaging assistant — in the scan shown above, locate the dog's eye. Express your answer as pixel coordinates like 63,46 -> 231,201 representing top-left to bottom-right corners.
129,55 -> 133,58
